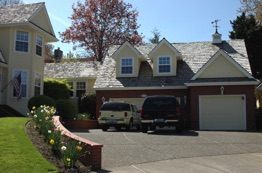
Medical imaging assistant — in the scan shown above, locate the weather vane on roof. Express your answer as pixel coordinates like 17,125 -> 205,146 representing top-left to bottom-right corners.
211,19 -> 221,33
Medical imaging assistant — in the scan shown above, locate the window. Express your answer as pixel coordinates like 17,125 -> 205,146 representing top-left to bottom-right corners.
158,57 -> 171,73
68,81 -> 74,97
121,58 -> 133,74
36,35 -> 43,56
76,82 -> 86,97
15,31 -> 29,52
12,70 -> 27,98
34,73 -> 41,96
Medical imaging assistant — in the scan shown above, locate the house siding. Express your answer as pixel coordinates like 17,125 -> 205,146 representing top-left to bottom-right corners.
189,85 -> 256,130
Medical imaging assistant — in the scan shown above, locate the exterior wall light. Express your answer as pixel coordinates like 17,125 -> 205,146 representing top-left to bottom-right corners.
220,86 -> 224,95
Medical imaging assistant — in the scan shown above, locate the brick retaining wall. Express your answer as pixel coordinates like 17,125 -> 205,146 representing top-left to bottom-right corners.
53,116 -> 103,170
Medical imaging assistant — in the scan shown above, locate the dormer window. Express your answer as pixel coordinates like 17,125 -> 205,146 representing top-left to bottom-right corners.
121,57 -> 133,74
15,30 -> 29,52
158,56 -> 171,73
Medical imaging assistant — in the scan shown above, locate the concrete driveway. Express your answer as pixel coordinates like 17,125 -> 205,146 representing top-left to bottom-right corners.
74,128 -> 262,173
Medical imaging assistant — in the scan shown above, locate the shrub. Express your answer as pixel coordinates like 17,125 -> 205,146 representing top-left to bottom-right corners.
78,93 -> 96,119
28,95 -> 56,111
74,113 -> 90,120
44,78 -> 71,100
56,99 -> 77,119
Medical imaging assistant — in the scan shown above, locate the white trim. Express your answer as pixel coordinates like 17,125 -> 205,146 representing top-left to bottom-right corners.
191,50 -> 254,80
185,81 -> 259,87
199,95 -> 246,130
34,72 -> 42,96
148,38 -> 182,60
14,30 -> 30,54
36,34 -> 43,57
120,57 -> 134,75
157,55 -> 172,74
0,51 -> 6,63
94,85 -> 187,91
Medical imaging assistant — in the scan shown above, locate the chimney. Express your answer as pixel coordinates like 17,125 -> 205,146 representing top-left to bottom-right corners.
54,47 -> 63,62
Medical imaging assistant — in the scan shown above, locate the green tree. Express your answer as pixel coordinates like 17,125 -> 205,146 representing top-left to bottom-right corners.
149,28 -> 161,44
229,12 -> 262,78
60,0 -> 143,62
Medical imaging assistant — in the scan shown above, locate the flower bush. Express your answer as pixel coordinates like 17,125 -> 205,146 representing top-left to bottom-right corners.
60,139 -> 86,169
74,113 -> 90,120
29,105 -> 87,171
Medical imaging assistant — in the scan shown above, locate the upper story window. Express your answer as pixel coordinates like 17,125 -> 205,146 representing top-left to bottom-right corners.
158,56 -> 171,73
121,57 -> 133,74
36,35 -> 43,56
15,31 -> 29,52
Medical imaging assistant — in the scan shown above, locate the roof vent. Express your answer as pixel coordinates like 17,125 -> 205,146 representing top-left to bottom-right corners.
211,19 -> 222,44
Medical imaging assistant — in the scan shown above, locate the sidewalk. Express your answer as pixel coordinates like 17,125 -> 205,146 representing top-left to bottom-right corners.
96,153 -> 262,173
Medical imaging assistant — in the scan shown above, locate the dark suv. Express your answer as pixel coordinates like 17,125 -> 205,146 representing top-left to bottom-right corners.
140,95 -> 185,133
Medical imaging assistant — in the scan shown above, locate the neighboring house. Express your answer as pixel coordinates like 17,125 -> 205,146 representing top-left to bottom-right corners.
0,3 -> 58,115
44,61 -> 101,106
93,32 -> 259,131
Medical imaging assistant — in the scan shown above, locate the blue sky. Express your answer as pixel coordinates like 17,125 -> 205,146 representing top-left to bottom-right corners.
24,0 -> 242,55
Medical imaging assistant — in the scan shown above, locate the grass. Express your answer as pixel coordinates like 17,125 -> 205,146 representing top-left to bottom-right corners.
0,117 -> 59,173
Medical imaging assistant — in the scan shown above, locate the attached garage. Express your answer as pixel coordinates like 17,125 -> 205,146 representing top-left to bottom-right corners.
199,95 -> 246,130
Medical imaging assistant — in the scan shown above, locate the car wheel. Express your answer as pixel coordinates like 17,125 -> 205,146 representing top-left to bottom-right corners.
141,124 -> 148,133
126,119 -> 133,131
136,125 -> 141,131
101,125 -> 109,132
149,126 -> 156,131
176,125 -> 182,132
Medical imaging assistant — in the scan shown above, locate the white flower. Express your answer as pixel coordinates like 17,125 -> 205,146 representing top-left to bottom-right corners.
61,131 -> 65,136
48,130 -> 51,134
31,110 -> 34,114
41,110 -> 44,113
34,114 -> 37,118
61,146 -> 67,151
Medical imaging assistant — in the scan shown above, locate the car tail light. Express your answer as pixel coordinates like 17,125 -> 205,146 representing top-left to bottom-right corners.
139,108 -> 143,116
124,112 -> 128,117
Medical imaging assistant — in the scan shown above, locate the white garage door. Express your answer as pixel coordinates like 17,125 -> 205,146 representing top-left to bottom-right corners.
109,98 -> 145,110
199,95 -> 246,130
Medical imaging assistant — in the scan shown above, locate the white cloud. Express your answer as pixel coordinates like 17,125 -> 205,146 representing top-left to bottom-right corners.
49,13 -> 70,28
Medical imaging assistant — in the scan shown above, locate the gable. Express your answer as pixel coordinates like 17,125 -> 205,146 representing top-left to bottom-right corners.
192,49 -> 254,80
30,6 -> 56,40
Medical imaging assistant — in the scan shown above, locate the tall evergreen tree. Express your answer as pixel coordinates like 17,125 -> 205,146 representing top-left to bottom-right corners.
229,12 -> 262,79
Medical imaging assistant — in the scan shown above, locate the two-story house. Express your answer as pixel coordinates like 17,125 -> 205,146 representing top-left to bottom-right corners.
93,33 -> 259,131
0,2 -> 57,115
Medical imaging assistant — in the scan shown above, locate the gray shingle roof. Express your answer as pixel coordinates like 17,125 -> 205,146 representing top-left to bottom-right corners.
44,61 -> 101,79
0,3 -> 43,25
94,40 -> 253,89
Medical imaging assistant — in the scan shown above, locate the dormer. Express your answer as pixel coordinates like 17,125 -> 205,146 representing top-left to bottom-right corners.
148,38 -> 182,77
111,41 -> 146,77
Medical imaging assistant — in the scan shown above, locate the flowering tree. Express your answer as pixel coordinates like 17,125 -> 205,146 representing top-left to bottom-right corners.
239,0 -> 262,22
60,0 -> 143,61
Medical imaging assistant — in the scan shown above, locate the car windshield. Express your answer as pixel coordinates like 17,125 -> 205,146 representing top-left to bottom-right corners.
100,102 -> 130,111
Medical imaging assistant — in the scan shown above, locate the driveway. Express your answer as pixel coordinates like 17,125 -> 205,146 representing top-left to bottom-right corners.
74,128 -> 262,172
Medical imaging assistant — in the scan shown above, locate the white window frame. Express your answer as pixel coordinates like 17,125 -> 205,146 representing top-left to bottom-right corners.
157,56 -> 172,74
36,35 -> 43,57
15,30 -> 30,53
12,70 -> 28,99
34,72 -> 42,96
120,57 -> 134,75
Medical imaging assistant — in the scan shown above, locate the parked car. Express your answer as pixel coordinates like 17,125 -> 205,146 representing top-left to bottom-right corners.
140,95 -> 185,133
98,101 -> 141,131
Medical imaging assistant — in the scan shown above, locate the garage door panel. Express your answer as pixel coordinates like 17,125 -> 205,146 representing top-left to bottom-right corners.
200,95 -> 246,130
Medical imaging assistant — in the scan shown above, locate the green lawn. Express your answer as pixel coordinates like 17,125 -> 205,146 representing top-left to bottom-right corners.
0,117 -> 60,173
